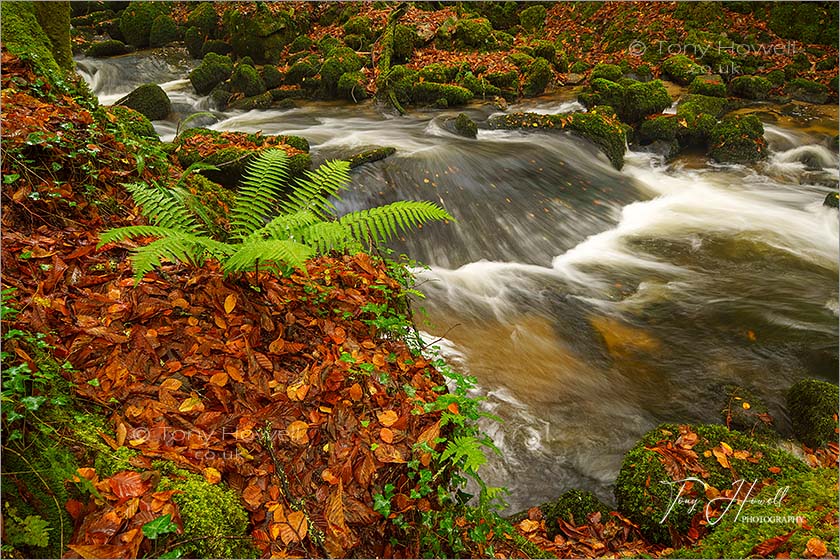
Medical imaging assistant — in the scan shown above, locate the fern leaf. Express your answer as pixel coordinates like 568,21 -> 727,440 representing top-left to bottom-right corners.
128,236 -> 201,282
282,159 -> 351,219
251,210 -> 320,241
297,221 -> 358,254
97,225 -> 181,246
230,149 -> 290,240
222,239 -> 313,276
338,200 -> 453,245
440,436 -> 487,474
123,182 -> 201,233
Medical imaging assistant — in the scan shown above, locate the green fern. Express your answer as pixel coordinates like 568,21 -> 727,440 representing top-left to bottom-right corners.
439,435 -> 488,474
100,148 -> 454,282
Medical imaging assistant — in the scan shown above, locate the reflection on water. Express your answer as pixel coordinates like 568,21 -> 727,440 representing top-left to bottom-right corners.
79,52 -> 839,512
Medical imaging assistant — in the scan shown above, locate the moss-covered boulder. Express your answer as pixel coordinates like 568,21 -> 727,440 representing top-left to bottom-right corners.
785,78 -> 830,104
343,15 -> 374,39
639,115 -> 679,143
523,57 -> 552,97
727,75 -> 772,100
230,63 -> 266,97
186,2 -> 217,37
148,14 -> 178,48
412,82 -> 473,107
519,4 -> 547,33
189,52 -> 233,95
420,63 -> 458,84
678,93 -> 727,119
201,39 -> 232,58
708,114 -> 766,163
453,18 -> 494,49
85,39 -> 130,58
768,2 -> 839,46
443,112 -> 478,139
338,71 -> 367,101
824,192 -> 839,209
347,146 -> 396,168
687,468 -> 839,558
661,54 -> 706,85
675,102 -> 717,147
580,78 -> 671,124
591,63 -> 623,83
485,70 -> 519,90
530,40 -> 556,64
392,23 -> 419,63
318,35 -> 341,58
118,1 -> 168,48
159,469 -> 254,558
115,83 -> 170,121
615,423 -> 809,545
321,46 -> 363,96
458,71 -> 501,98
488,111 -> 627,169
222,6 -> 296,64
261,65 -> 283,90
174,127 -> 310,187
184,26 -> 205,59
108,105 -> 158,140
689,74 -> 725,97
786,378 -> 839,448
227,91 -> 272,111
288,35 -> 313,54
285,55 -> 319,85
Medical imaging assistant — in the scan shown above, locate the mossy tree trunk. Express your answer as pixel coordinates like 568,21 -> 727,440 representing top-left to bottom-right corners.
33,1 -> 73,71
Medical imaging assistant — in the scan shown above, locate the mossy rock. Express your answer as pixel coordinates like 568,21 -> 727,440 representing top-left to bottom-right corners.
412,82 -> 473,107
519,4 -> 547,33
443,112 -> 478,139
0,1 -> 65,77
485,70 -> 519,90
201,39 -> 232,58
578,77 -> 624,108
661,54 -> 706,85
230,63 -> 266,97
768,2 -> 839,46
523,57 -> 552,97
785,78 -> 830,104
71,8 -> 116,28
420,63 -> 458,84
591,63 -> 623,83
222,7 -> 295,64
687,468 -> 839,558
727,75 -> 772,100
765,69 -> 786,87
228,91 -> 272,111
678,93 -> 727,119
186,2 -> 217,37
786,378 -> 839,448
343,33 -> 368,51
622,80 -> 672,123
508,52 -> 535,71
261,65 -> 283,90
453,18 -> 494,49
116,82 -> 171,121
530,40 -> 556,64
457,71 -> 501,98
824,192 -> 839,209
510,489 -> 611,539
639,115 -> 679,143
321,46 -> 363,97
184,26 -> 205,59
85,39 -> 131,58
337,71 -> 366,102
318,35 -> 342,57
614,423 -> 808,545
393,23 -> 419,63
347,146 -> 396,168
189,52 -> 233,95
708,114 -> 766,163
286,55 -> 319,85
148,14 -> 178,48
159,470 -> 255,558
343,15 -> 374,39
118,1 -> 168,48
688,74 -> 725,97
109,105 -> 159,141
288,35 -> 313,53
717,385 -> 777,441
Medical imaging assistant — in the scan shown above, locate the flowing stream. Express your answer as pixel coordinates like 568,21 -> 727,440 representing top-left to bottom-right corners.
79,51 -> 839,512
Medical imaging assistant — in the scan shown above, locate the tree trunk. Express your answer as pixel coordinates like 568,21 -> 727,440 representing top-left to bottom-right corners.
33,1 -> 73,71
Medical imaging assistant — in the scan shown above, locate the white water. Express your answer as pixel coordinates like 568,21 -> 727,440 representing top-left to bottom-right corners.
79,52 -> 840,512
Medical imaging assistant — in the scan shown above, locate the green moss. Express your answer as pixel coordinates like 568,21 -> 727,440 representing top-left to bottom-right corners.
285,55 -> 319,85
109,105 -> 158,140
148,14 -> 178,48
816,57 -> 837,71
689,468 -> 839,558
727,75 -> 772,100
824,192 -> 840,209
485,70 -> 519,90
453,18 -> 494,49
321,46 -> 363,96
184,26 -> 204,58
458,71 -> 501,98
338,70 -> 367,101
639,115 -> 679,143
453,112 -> 478,139
201,39 -> 232,58
0,1 -> 63,77
187,2 -> 217,37
222,7 -> 294,64
343,33 -> 368,51
230,63 -> 266,97
539,490 -> 611,538
116,83 -> 171,121
118,1 -> 168,48
182,172 -> 235,237
708,114 -> 766,163
32,1 -> 73,71
94,446 -> 141,478
578,77 -> 624,109
591,63 -> 623,83
769,2 -> 839,45
622,80 -> 671,123
614,423 -> 808,545
393,24 -> 419,62
420,63 -> 458,84
347,146 -> 396,168
530,40 -> 556,64
412,82 -> 473,106
785,78 -> 830,104
318,35 -> 341,57
261,65 -> 283,89
569,60 -> 589,74
679,93 -> 727,118
494,30 -> 515,51
786,378 -> 839,448
343,15 -> 373,38
519,4 -> 547,33
289,35 -> 313,53
765,69 -> 786,87
661,54 -> 706,85
85,39 -> 130,58
508,52 -> 535,71
227,91 -> 272,111
717,385 -> 776,441
189,52 -> 233,95
688,75 -> 726,97
160,472 -> 255,558
523,57 -> 552,97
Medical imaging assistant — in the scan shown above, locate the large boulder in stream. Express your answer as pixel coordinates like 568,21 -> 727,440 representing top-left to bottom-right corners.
118,1 -> 169,48
442,113 -> 478,139
614,423 -> 808,545
786,378 -> 839,448
578,78 -> 672,124
115,83 -> 171,121
85,39 -> 131,58
189,53 -> 234,95
488,111 -> 627,169
707,114 -> 767,163
173,128 -> 311,187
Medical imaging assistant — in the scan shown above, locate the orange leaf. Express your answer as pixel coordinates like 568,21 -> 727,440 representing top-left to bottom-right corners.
280,510 -> 308,544
769,466 -> 782,474
380,428 -> 394,443
226,364 -> 244,382
287,421 -> 310,445
377,410 -> 398,427
805,538 -> 827,558
178,396 -> 204,414
209,371 -> 228,387
224,294 -> 237,314
203,467 -> 221,484
109,471 -> 151,500
713,448 -> 730,469
374,443 -> 405,463
447,402 -> 460,415
349,383 -> 363,401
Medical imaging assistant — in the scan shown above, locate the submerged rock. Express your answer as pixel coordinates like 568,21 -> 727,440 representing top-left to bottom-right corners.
785,78 -> 830,104
443,113 -> 478,139
786,378 -> 839,448
346,146 -> 397,169
115,83 -> 171,121
824,192 -> 839,208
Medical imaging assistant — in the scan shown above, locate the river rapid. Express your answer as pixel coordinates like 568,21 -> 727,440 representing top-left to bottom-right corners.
78,50 -> 839,513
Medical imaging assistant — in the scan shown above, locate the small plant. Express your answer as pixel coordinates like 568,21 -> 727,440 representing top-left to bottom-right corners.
100,150 -> 454,281
2,505 -> 51,550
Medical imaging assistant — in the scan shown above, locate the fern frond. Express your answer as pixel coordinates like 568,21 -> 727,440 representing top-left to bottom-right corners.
230,149 -> 290,240
123,182 -> 201,233
282,159 -> 351,219
251,210 -> 321,241
128,235 -> 203,282
221,239 -> 313,276
339,200 -> 453,245
97,225 -> 181,246
439,435 -> 487,474
174,162 -> 219,189
297,221 -> 359,254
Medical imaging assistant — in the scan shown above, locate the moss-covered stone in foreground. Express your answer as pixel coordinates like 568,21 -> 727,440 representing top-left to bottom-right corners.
708,114 -> 766,163
786,378 -> 839,448
109,105 -> 159,141
116,83 -> 171,121
189,52 -> 234,95
614,423 -> 808,545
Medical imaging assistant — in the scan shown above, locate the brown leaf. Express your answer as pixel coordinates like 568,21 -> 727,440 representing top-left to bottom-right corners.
109,471 -> 151,500
805,538 -> 828,558
68,544 -> 133,559
242,485 -> 263,509
752,531 -> 794,556
287,420 -> 310,445
348,383 -> 363,401
224,294 -> 237,314
374,443 -> 405,463
209,371 -> 228,387
377,410 -> 398,427
280,510 -> 308,545
380,428 -> 394,443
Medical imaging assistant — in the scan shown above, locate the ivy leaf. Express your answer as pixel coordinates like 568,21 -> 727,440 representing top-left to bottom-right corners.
142,514 -> 179,540
20,395 -> 47,411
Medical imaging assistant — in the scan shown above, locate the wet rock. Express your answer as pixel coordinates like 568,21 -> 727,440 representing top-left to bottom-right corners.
149,14 -> 178,48
661,54 -> 705,85
727,75 -> 772,100
707,114 -> 766,163
824,192 -> 839,208
717,384 -> 777,441
346,146 -> 397,169
85,39 -> 131,58
227,91 -> 272,111
118,1 -> 168,48
230,63 -> 266,97
786,378 -> 839,447
523,57 -> 552,97
785,78 -> 829,104
115,83 -> 171,121
189,52 -> 233,95
688,74 -> 726,97
442,113 -> 478,139
579,78 -> 671,124
564,72 -> 586,85
337,71 -> 367,102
